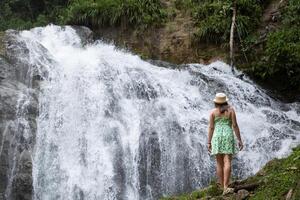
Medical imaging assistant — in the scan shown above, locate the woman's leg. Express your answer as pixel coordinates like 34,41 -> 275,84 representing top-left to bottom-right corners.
216,154 -> 224,188
223,154 -> 232,188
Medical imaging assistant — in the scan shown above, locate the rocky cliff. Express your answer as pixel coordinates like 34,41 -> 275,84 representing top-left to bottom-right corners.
0,31 -> 37,200
0,26 -> 92,200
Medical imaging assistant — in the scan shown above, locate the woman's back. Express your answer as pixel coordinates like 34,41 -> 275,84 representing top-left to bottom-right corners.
211,106 -> 236,155
212,106 -> 233,125
214,115 -> 232,127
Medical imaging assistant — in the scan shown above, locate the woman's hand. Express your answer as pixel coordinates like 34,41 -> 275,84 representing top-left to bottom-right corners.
207,143 -> 212,153
238,140 -> 244,151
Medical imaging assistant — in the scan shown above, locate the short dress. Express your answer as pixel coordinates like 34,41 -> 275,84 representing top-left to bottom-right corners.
211,115 -> 238,155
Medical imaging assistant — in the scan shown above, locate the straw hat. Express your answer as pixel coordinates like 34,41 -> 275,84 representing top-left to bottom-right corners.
213,92 -> 229,104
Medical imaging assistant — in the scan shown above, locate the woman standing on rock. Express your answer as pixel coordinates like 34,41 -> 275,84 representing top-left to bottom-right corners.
207,92 -> 244,195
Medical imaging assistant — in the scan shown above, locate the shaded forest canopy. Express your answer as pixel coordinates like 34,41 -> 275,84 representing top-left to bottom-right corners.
0,0 -> 299,97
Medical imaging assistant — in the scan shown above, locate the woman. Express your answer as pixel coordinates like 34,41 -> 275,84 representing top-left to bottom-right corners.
207,93 -> 243,195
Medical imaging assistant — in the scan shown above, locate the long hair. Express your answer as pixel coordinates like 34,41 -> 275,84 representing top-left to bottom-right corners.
214,102 -> 229,113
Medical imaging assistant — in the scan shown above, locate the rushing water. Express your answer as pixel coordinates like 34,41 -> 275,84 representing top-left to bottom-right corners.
10,25 -> 300,200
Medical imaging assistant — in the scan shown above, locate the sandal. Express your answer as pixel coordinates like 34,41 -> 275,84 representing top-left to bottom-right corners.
222,187 -> 234,195
216,182 -> 223,189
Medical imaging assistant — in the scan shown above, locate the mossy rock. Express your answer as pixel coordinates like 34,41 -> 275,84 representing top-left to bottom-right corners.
0,31 -> 5,56
160,181 -> 222,200
248,146 -> 300,199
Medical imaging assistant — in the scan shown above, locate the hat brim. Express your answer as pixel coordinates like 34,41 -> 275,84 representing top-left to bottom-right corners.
213,98 -> 229,104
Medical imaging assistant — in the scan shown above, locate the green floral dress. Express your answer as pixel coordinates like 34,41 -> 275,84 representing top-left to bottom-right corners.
211,116 -> 237,155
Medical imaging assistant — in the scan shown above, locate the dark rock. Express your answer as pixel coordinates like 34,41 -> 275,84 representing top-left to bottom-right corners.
237,189 -> 250,200
234,182 -> 260,192
72,26 -> 93,45
0,56 -> 15,80
0,30 -> 38,200
257,168 -> 266,176
0,80 -> 37,199
0,81 -> 24,120
11,150 -> 32,200
4,29 -> 52,87
0,193 -> 4,200
138,130 -> 162,199
147,59 -> 182,69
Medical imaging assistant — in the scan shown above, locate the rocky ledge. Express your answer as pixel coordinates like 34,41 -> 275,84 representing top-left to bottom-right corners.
161,145 -> 300,200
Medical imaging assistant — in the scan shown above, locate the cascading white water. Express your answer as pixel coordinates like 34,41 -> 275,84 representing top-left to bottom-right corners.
14,25 -> 299,200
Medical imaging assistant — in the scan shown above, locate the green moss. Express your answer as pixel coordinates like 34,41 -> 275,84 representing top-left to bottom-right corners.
249,146 -> 300,199
161,181 -> 222,200
0,31 -> 5,56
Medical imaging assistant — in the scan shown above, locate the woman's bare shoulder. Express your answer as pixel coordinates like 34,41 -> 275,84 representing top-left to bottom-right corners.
209,108 -> 217,116
228,106 -> 237,118
210,108 -> 218,113
228,105 -> 235,111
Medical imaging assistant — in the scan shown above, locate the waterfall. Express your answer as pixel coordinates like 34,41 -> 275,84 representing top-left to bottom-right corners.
9,25 -> 299,200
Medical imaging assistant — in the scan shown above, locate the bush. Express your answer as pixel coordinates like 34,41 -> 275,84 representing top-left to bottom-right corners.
0,0 -> 68,31
63,0 -> 167,29
0,0 -> 167,31
174,0 -> 193,10
246,0 -> 300,89
192,0 -> 263,44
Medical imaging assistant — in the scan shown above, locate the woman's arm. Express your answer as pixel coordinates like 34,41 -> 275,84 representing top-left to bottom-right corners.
231,108 -> 243,150
207,111 -> 215,152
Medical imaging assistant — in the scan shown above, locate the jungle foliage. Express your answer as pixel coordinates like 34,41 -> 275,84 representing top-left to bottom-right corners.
189,0 -> 265,44
0,0 -> 299,94
0,0 -> 166,31
0,0 -> 68,30
243,0 -> 300,90
62,0 -> 167,29
177,0 -> 300,92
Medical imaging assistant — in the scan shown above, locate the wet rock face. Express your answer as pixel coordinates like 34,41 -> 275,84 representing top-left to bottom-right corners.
72,26 -> 94,45
11,150 -> 33,200
0,26 -> 92,200
0,32 -> 37,200
0,56 -> 15,80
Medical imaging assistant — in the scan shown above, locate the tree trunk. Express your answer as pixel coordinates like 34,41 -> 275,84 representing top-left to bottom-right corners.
230,0 -> 237,73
